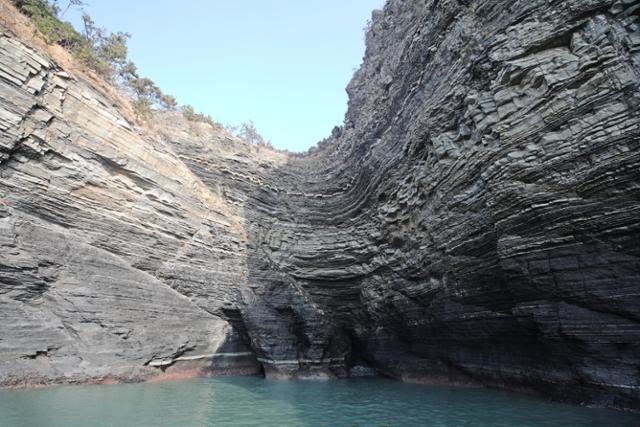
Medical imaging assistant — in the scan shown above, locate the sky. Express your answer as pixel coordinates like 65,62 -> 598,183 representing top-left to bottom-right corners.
66,0 -> 385,152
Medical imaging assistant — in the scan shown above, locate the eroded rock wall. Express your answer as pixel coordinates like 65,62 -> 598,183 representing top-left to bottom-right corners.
240,0 -> 640,409
0,31 -> 264,384
1,0 -> 639,410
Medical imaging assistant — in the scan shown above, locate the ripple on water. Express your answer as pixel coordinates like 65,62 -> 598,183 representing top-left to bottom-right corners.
0,377 -> 639,427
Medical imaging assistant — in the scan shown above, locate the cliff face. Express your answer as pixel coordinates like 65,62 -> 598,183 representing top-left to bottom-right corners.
1,0 -> 639,410
0,30 -> 269,383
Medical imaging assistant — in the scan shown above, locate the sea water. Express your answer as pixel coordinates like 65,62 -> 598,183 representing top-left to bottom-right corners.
0,376 -> 638,426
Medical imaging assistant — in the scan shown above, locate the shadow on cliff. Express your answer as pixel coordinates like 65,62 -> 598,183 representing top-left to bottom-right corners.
235,145 -> 360,379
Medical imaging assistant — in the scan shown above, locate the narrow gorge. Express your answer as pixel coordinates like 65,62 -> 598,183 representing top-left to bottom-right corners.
1,0 -> 639,412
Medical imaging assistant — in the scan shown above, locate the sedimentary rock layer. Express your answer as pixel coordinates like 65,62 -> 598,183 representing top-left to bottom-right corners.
1,0 -> 639,410
0,30 -> 263,384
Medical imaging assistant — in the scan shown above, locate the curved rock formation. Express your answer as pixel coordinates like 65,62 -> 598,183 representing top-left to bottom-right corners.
1,0 -> 639,410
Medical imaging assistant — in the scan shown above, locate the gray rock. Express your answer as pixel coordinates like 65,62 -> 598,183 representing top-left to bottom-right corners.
1,0 -> 640,411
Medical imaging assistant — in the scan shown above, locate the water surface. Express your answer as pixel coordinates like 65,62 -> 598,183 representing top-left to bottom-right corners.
0,377 -> 638,426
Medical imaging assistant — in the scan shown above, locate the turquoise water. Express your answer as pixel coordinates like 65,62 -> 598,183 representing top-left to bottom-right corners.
0,377 -> 638,427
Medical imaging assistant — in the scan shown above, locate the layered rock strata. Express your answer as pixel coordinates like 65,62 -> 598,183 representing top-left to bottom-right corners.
0,31 -> 263,384
1,0 -> 639,410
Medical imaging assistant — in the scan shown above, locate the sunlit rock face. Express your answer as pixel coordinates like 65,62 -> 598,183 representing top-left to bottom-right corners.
0,32 -> 266,384
1,0 -> 639,410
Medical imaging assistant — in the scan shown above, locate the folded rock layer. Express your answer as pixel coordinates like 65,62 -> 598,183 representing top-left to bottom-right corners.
1,0 -> 639,410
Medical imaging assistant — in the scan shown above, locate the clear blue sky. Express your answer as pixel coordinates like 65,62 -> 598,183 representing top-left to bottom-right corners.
67,1 -> 385,152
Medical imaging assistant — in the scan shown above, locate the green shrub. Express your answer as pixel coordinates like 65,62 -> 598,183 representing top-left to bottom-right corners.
12,1 -> 214,125
182,104 -> 218,127
238,120 -> 267,145
131,97 -> 152,119
14,0 -> 84,47
160,94 -> 177,111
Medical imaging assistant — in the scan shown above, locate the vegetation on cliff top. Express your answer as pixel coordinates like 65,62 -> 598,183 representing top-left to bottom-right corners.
11,0 -> 270,147
12,0 -> 173,116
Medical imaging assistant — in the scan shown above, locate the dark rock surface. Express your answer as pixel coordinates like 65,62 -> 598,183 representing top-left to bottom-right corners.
1,0 -> 639,410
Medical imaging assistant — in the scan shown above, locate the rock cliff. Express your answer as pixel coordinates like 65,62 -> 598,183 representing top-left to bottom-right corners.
1,0 -> 639,410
